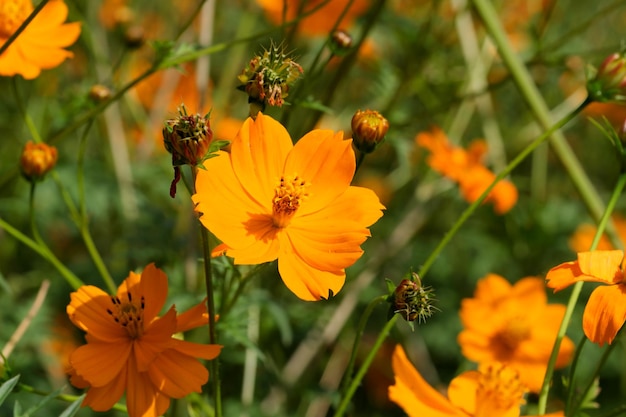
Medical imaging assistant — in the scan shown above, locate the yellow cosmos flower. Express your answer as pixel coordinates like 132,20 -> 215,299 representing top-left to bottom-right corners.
546,250 -> 626,346
192,114 -> 384,301
388,345 -> 564,417
67,264 -> 222,417
458,274 -> 573,392
0,0 -> 81,79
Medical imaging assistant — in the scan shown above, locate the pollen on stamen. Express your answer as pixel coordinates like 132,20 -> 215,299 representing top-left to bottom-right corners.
272,173 -> 311,228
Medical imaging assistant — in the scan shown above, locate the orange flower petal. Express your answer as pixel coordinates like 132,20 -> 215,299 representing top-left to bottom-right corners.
230,114 -> 293,206
583,284 -> 626,346
172,339 -> 222,360
67,285 -> 127,340
132,263 -> 169,323
81,363 -> 127,411
70,341 -> 131,387
577,250 -> 624,284
285,130 -> 354,215
388,345 -> 465,417
277,243 -> 345,301
148,349 -> 208,398
545,260 -> 584,291
135,307 -> 177,371
176,300 -> 209,333
472,273 -> 513,302
126,355 -> 170,417
193,154 -> 274,251
30,0 -> 72,29
447,370 -> 479,415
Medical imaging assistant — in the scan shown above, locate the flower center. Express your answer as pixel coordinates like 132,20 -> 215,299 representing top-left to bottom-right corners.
494,315 -> 531,352
0,0 -> 33,39
107,292 -> 145,339
272,173 -> 310,228
474,363 -> 526,417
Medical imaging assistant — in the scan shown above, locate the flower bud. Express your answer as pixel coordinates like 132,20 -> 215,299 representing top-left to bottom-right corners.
88,84 -> 112,102
351,109 -> 389,153
163,104 -> 213,167
330,30 -> 353,56
238,43 -> 303,116
386,272 -> 436,325
124,25 -> 145,49
20,141 -> 58,181
587,52 -> 626,103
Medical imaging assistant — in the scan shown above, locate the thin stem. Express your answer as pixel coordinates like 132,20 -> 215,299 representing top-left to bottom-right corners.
538,171 -> 626,413
565,335 -> 586,414
12,79 -> 43,143
339,295 -> 388,396
17,384 -> 126,412
418,100 -> 588,278
333,314 -> 398,417
0,0 -> 50,57
192,166 -> 221,417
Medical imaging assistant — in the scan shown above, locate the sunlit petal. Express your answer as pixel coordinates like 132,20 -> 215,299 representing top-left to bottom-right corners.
583,284 -> 626,346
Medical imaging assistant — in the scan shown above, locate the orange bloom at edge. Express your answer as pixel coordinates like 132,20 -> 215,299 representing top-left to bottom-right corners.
192,114 -> 385,301
416,127 -> 518,214
0,0 -> 81,79
458,274 -> 573,392
546,250 -> 626,346
67,264 -> 222,417
388,345 -> 564,417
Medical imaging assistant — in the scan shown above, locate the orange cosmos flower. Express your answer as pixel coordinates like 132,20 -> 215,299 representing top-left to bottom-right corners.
416,127 -> 518,214
458,274 -> 573,392
192,114 -> 384,301
67,263 -> 222,417
568,215 -> 626,253
0,0 -> 81,79
256,0 -> 370,36
388,345 -> 564,417
546,250 -> 626,346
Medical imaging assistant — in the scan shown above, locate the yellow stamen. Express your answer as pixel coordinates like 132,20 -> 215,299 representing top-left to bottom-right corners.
475,363 -> 527,417
106,292 -> 145,339
0,0 -> 33,38
272,173 -> 310,228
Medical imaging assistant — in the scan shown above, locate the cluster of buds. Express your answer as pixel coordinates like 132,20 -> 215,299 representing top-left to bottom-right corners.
386,272 -> 436,329
587,52 -> 626,104
20,141 -> 58,182
351,109 -> 389,154
163,104 -> 223,198
238,43 -> 303,114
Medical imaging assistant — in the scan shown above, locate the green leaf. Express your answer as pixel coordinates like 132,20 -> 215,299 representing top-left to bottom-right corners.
578,377 -> 600,410
18,386 -> 65,417
0,375 -> 20,406
58,394 -> 85,417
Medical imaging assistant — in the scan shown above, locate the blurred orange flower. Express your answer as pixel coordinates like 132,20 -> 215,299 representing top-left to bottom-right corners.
458,274 -> 573,392
569,215 -> 626,253
256,0 -> 370,35
388,344 -> 564,417
0,0 -> 81,79
416,127 -> 518,214
546,250 -> 626,346
67,264 -> 222,417
192,114 -> 384,301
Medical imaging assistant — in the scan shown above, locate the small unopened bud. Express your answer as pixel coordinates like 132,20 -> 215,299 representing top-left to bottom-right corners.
587,52 -> 626,103
20,141 -> 58,182
330,30 -> 353,56
386,273 -> 436,326
88,84 -> 112,102
124,25 -> 145,49
351,109 -> 389,153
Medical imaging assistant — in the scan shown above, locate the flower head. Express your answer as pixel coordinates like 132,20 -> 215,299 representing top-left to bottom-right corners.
387,272 -> 436,324
388,345 -> 564,417
416,127 -> 517,214
192,114 -> 384,301
458,274 -> 573,392
351,109 -> 389,154
587,52 -> 626,103
0,0 -> 81,79
20,141 -> 58,181
66,264 -> 222,417
546,250 -> 626,346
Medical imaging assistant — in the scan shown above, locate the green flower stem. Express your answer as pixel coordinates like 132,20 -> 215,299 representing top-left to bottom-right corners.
339,295 -> 388,397
564,335 -> 586,414
0,217 -> 83,290
541,171 -> 626,414
471,0 -> 617,242
17,384 -> 126,412
192,167 -> 221,417
419,100 -> 588,278
0,0 -> 50,57
333,314 -> 398,417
